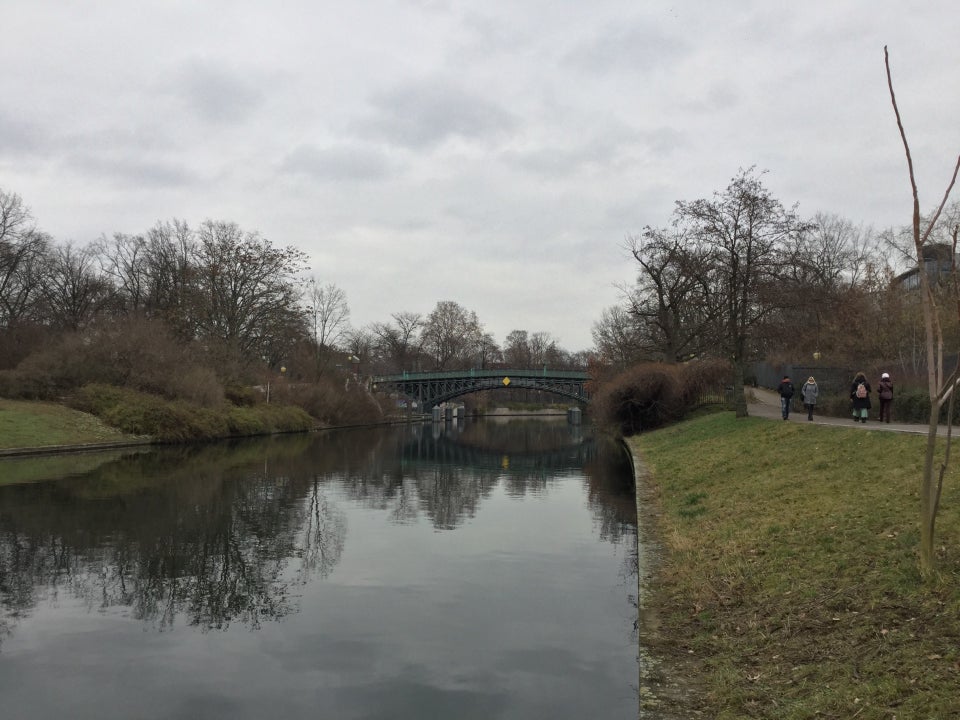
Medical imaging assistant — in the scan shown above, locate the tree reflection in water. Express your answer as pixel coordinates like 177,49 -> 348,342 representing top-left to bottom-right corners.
0,439 -> 349,640
0,418 -> 636,646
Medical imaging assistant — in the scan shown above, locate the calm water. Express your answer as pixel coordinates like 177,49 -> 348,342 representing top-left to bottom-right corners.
0,417 -> 639,719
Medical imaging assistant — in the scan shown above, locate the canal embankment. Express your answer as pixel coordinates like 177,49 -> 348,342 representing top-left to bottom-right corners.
626,410 -> 960,718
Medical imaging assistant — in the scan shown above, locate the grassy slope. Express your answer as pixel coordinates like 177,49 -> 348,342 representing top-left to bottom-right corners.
0,398 -> 139,450
630,413 -> 960,719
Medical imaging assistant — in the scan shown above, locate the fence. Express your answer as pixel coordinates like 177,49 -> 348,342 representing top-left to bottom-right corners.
751,362 -> 852,396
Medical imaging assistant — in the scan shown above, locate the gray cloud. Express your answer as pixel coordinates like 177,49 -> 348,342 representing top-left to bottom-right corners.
280,143 -> 395,182
170,59 -> 265,125
62,151 -> 195,188
563,19 -> 691,74
0,111 -> 45,156
360,79 -> 516,150
504,126 -> 684,178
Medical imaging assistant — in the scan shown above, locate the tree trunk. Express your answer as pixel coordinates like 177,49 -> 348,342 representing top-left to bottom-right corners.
920,409 -> 938,574
732,359 -> 748,418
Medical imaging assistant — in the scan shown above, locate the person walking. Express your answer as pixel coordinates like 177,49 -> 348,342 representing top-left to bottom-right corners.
801,376 -> 819,421
877,372 -> 894,423
777,375 -> 795,420
850,371 -> 872,423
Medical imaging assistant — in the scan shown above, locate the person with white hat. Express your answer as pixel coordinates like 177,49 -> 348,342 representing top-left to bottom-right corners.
878,372 -> 894,423
800,375 -> 819,421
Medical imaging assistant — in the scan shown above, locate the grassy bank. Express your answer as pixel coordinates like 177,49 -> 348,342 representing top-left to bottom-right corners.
0,385 -> 317,451
69,384 -> 315,442
0,398 -> 140,449
630,413 -> 960,719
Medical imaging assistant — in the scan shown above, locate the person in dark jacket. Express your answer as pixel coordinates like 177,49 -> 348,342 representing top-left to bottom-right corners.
777,375 -> 795,420
850,371 -> 872,423
877,372 -> 894,423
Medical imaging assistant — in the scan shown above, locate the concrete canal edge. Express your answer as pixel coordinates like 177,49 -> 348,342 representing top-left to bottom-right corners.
621,437 -> 706,718
0,438 -> 155,458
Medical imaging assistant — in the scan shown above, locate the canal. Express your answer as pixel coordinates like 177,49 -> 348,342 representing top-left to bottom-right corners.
0,417 -> 639,719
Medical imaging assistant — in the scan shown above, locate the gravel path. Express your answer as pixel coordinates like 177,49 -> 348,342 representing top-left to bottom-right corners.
747,386 -> 952,435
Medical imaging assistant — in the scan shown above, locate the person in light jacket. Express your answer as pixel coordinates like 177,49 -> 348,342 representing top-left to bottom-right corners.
800,376 -> 819,421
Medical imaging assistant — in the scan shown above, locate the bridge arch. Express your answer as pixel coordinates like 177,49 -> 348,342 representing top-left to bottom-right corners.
370,368 -> 591,409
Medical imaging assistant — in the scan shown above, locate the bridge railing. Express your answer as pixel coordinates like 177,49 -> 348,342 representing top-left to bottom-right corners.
371,368 -> 590,384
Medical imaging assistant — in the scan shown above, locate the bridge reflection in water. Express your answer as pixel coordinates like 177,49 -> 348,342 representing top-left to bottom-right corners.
406,415 -> 594,475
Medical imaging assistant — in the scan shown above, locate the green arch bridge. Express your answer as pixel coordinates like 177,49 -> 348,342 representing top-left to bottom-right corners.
370,368 -> 591,408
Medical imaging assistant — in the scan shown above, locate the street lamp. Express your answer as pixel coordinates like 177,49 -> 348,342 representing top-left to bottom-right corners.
267,366 -> 287,404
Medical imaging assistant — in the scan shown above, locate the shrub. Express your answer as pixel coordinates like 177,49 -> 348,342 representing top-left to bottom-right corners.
164,366 -> 224,407
271,378 -> 383,426
1,318 -> 228,405
591,359 -> 730,436
0,368 -> 49,400
225,384 -> 257,407
225,404 -> 314,436
2,333 -> 105,398
226,406 -> 265,436
68,383 -> 313,442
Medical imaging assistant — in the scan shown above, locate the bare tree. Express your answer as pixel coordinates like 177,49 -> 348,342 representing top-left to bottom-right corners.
774,213 -> 878,363
369,311 -> 423,373
625,226 -> 718,363
800,213 -> 874,289
0,189 -> 49,328
39,241 -> 115,330
191,220 -> 309,366
142,219 -> 197,339
343,326 -> 376,372
591,305 -> 643,370
528,331 -> 559,367
885,46 -> 960,575
475,331 -> 500,369
305,280 -> 350,376
676,167 -> 808,417
503,329 -> 531,367
96,232 -> 150,313
421,300 -> 482,371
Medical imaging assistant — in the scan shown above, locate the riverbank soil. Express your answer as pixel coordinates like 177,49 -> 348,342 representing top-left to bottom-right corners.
629,412 -> 960,719
633,454 -> 710,717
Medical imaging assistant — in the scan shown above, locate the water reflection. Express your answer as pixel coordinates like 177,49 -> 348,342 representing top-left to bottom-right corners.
0,419 -> 635,645
0,449 -> 347,638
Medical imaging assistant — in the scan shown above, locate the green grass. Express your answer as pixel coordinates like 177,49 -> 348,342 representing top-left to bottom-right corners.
1,384 -> 317,453
630,413 -> 960,719
69,384 -> 316,442
0,398 -> 139,449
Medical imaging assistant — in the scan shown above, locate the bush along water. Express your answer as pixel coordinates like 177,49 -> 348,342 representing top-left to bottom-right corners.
68,384 -> 314,443
591,359 -> 730,436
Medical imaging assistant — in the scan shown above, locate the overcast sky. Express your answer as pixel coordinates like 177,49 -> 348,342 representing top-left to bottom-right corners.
3,1 -> 959,351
